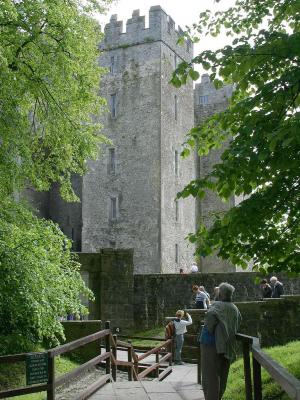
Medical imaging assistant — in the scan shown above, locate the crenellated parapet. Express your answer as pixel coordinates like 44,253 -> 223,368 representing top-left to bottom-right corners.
194,74 -> 233,106
102,6 -> 193,62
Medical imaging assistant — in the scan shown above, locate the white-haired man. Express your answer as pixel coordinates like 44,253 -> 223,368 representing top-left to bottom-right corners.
200,282 -> 241,400
270,276 -> 284,298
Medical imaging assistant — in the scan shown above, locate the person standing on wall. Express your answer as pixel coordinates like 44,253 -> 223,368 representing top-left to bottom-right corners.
199,282 -> 241,400
192,285 -> 210,309
173,310 -> 192,365
190,262 -> 199,273
260,279 -> 272,299
270,276 -> 284,298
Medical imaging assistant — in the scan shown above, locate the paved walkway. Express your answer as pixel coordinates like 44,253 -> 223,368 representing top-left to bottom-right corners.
90,353 -> 204,400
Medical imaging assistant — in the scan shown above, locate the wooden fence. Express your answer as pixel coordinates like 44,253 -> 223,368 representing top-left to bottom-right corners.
0,321 -> 173,400
236,333 -> 300,400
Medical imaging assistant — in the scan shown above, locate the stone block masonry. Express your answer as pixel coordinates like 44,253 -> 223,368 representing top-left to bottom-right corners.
82,7 -> 196,274
134,271 -> 300,329
78,250 -> 134,329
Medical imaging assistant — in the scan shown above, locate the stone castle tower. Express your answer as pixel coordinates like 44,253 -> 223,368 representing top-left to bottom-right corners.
82,7 -> 196,273
26,6 -> 235,274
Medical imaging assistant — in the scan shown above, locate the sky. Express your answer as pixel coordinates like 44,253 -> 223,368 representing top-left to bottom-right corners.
97,0 -> 237,57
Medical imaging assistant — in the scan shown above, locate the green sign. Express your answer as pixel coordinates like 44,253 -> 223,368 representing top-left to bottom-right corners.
26,352 -> 48,385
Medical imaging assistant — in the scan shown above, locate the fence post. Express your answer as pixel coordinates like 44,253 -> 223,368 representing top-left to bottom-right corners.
128,340 -> 133,381
242,340 -> 253,400
134,353 -> 139,381
253,356 -> 262,400
112,334 -> 117,382
155,352 -> 160,378
47,352 -> 55,400
197,343 -> 202,385
105,321 -> 111,376
168,339 -> 173,366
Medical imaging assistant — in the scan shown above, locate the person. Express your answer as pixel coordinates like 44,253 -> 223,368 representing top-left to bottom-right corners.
199,285 -> 210,301
173,310 -> 192,365
213,286 -> 220,301
260,279 -> 272,299
192,285 -> 210,309
190,262 -> 199,273
200,282 -> 241,400
270,276 -> 284,298
179,268 -> 185,274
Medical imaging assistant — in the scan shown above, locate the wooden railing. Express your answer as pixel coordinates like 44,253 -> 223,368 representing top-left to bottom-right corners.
0,322 -> 174,399
236,333 -> 300,400
0,321 -> 112,400
111,334 -> 173,382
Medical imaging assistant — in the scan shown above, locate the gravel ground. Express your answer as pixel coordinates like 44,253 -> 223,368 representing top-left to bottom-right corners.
56,367 -> 129,399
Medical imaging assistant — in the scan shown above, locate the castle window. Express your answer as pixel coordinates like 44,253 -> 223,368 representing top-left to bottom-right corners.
110,56 -> 116,74
174,95 -> 178,120
175,150 -> 179,176
109,240 -> 116,248
108,148 -> 116,174
174,54 -> 177,69
175,200 -> 179,222
175,244 -> 179,264
187,40 -> 191,53
199,95 -> 209,105
110,93 -> 117,117
109,196 -> 118,220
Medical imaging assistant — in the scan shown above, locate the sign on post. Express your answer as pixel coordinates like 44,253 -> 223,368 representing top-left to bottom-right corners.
26,352 -> 48,385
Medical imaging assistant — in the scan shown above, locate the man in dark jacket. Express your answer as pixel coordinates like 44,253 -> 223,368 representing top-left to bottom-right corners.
270,276 -> 284,298
260,279 -> 272,299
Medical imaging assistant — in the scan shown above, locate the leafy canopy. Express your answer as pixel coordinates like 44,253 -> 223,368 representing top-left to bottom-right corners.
0,0 -> 112,352
172,0 -> 300,273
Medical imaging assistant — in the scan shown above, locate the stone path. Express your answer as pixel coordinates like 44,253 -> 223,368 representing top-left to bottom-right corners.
90,363 -> 204,400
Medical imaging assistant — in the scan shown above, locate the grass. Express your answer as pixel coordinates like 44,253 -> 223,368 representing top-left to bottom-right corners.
223,341 -> 300,400
0,354 -> 80,400
123,327 -> 165,347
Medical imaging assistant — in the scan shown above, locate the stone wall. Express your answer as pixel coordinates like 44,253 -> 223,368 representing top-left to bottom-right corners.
61,320 -> 102,362
180,295 -> 300,360
194,75 -> 235,273
82,7 -> 195,274
133,272 -> 300,329
78,249 -> 134,329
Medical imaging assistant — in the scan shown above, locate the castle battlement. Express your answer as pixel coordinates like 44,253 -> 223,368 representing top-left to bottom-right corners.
194,74 -> 233,106
102,6 -> 193,62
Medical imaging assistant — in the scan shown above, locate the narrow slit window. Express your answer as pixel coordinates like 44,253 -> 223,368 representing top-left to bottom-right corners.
175,150 -> 179,176
110,197 -> 117,220
174,95 -> 178,120
199,95 -> 208,105
175,244 -> 179,264
108,148 -> 116,174
111,94 -> 117,118
175,200 -> 179,222
174,54 -> 177,69
110,56 -> 116,74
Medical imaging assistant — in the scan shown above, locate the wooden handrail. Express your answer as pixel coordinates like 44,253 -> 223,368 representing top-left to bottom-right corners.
252,346 -> 300,400
55,352 -> 110,387
137,339 -> 172,362
235,333 -> 300,400
0,383 -> 49,399
118,335 -> 166,342
0,323 -> 113,400
49,329 -> 110,357
138,353 -> 171,379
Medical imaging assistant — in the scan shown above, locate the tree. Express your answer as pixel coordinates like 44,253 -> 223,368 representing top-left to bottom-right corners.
0,0 -> 112,352
172,0 -> 300,273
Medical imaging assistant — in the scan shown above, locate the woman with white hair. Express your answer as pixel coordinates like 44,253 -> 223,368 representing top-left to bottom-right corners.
199,282 -> 241,400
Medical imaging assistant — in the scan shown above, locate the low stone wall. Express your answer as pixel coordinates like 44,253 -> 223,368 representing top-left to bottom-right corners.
61,320 -> 102,362
181,295 -> 300,361
134,272 -> 300,329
